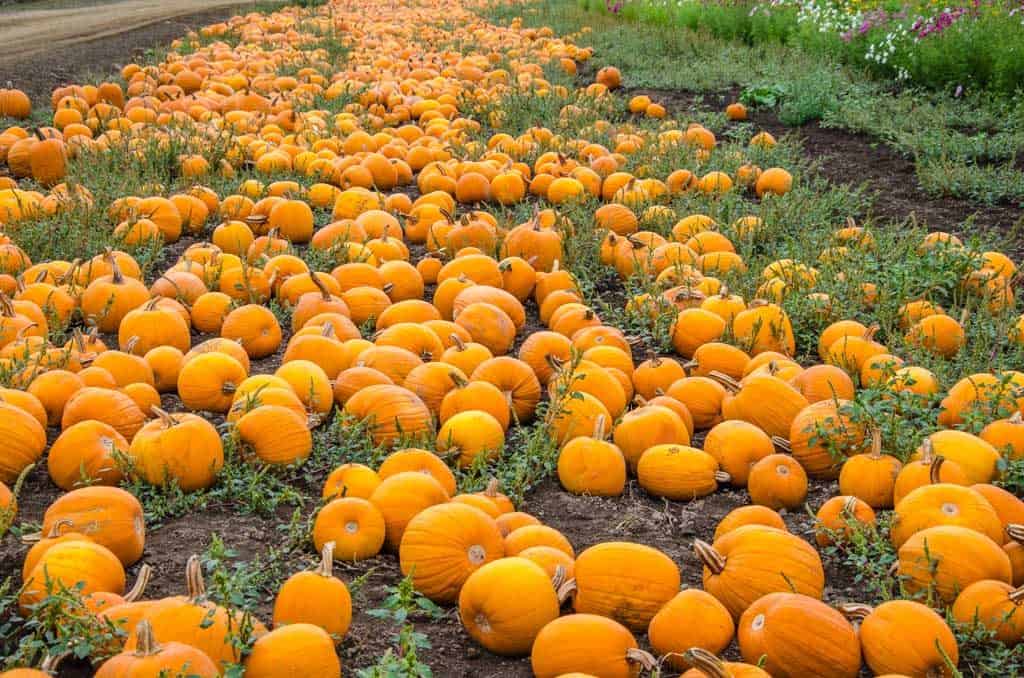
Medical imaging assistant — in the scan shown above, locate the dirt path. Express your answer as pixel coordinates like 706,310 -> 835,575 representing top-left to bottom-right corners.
0,0 -> 255,103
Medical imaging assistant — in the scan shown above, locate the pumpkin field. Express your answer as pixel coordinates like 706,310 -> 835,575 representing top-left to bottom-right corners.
0,0 -> 1023,675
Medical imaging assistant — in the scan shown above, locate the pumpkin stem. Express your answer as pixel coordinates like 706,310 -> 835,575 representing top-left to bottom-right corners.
714,470 -> 731,484
124,336 -> 140,354
625,648 -> 658,671
928,453 -> 946,486
483,478 -> 500,498
310,272 -> 331,300
39,652 -> 69,673
632,394 -> 649,407
449,333 -> 466,351
771,436 -> 792,453
132,619 -> 162,657
449,371 -> 468,388
693,539 -> 726,574
185,554 -> 206,600
682,359 -> 698,373
1011,412 -> 1023,425
841,495 -> 860,518
919,437 -> 934,464
869,428 -> 882,459
109,254 -> 125,285
318,541 -> 335,577
1006,523 -> 1024,544
1008,586 -> 1024,605
836,602 -> 873,622
683,648 -> 728,678
550,564 -> 567,591
151,406 -> 178,428
124,563 -> 153,602
706,370 -> 740,393
592,414 -> 606,440
556,578 -> 577,605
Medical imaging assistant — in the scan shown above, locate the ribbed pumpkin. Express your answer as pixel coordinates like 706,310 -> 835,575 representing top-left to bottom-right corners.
784,399 -> 864,479
531,614 -> 654,678
711,371 -> 808,440
612,405 -> 690,472
312,497 -> 386,561
244,623 -> 340,678
562,542 -> 680,632
378,448 -> 457,496
177,352 -> 247,413
43,486 -> 145,565
399,502 -> 505,603
648,589 -> 735,671
702,420 -> 773,486
695,525 -> 825,620
436,409 -> 505,468
893,444 -> 968,504
557,416 -> 626,497
890,481 -> 1003,548
129,556 -> 266,669
95,620 -> 219,678
973,483 -> 1024,538
21,540 -> 125,611
236,405 -> 312,466
897,525 -> 1011,602
343,384 -> 433,446
841,600 -> 958,677
738,593 -> 860,678
459,557 -> 561,656
637,445 -> 727,500
273,542 -> 352,637
0,401 -> 47,484
952,579 -> 1024,645
369,471 -> 450,551
128,407 -> 223,491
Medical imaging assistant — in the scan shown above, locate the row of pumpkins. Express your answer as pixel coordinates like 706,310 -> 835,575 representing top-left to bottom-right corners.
0,0 -> 1022,676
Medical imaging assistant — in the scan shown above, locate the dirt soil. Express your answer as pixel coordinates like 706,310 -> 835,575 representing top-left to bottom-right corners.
0,0 -> 256,103
626,87 -> 1024,255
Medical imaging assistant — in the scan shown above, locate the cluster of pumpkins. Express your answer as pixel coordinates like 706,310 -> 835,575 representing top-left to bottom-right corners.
0,0 -> 1023,676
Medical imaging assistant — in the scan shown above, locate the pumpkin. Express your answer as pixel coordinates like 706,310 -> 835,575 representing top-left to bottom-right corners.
814,496 -> 876,546
472,356 -> 543,422
459,557 -> 561,656
129,555 -> 266,669
128,407 -> 223,491
557,416 -> 626,497
783,398 -> 864,479
747,453 -> 808,510
838,429 -> 901,508
273,542 -> 352,637
712,371 -> 808,440
841,600 -> 958,677
637,444 -> 727,500
378,448 -> 457,496
531,614 -> 655,678
95,620 -> 219,677
560,542 -> 680,632
738,593 -> 860,678
343,384 -> 433,446
0,401 -> 47,484
893,444 -> 968,505
236,405 -> 313,466
898,525 -> 1011,602
702,420 -> 773,486
177,352 -> 247,413
43,486 -> 145,565
664,376 -> 726,430
312,497 -> 386,561
369,471 -> 450,551
915,430 -> 1001,484
244,623 -> 340,677
952,579 -> 1024,645
612,405 -> 690,472
714,505 -> 788,540
695,525 -> 825,620
648,589 -> 735,671
21,540 -> 125,611
973,483 -> 1024,539
890,480 -> 1003,548
399,502 -> 505,604
436,409 -> 505,468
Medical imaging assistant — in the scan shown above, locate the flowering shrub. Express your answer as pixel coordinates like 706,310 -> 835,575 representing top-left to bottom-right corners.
585,0 -> 1024,92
